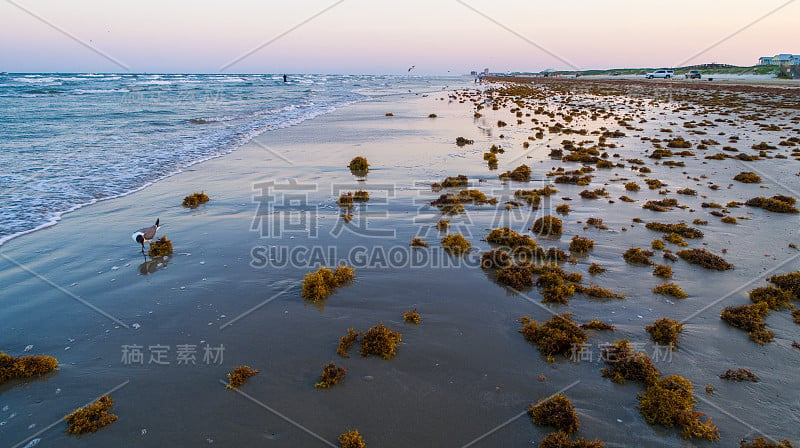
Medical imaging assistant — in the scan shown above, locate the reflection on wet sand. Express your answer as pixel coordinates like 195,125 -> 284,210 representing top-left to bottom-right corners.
138,256 -> 170,275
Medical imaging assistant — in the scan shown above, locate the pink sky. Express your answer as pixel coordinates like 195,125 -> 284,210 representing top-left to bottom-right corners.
0,0 -> 796,73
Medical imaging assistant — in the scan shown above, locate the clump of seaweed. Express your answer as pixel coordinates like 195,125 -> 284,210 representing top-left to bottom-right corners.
226,366 -> 259,389
651,240 -> 665,250
644,222 -> 703,239
360,323 -> 402,359
642,198 -> 678,212
532,216 -> 563,236
676,249 -> 733,270
719,368 -> 758,382
720,302 -> 773,344
301,265 -> 356,302
338,193 -> 354,208
353,190 -> 370,202
601,340 -> 660,385
740,438 -> 794,448
436,219 -> 450,231
182,191 -> 210,207
148,236 -> 173,257
487,227 -> 534,248
441,233 -> 472,255
455,136 -> 474,146
663,233 -> 687,246
580,319 -> 615,331
519,313 -> 587,361
637,375 -> 720,440
569,236 -> 594,254
528,393 -> 580,433
537,432 -> 606,448
556,204 -> 571,215
434,175 -> 469,189
646,318 -> 684,346
0,352 -> 58,385
645,179 -> 665,189
457,189 -> 489,204
348,156 -> 369,174
499,164 -> 532,181
667,138 -> 692,148
410,237 -> 428,248
721,216 -> 738,224
338,430 -> 367,448
653,283 -> 688,299
623,247 -> 655,265
542,282 -> 577,304
315,362 -> 346,388
64,395 -> 119,435
403,309 -> 421,324
586,217 -> 606,229
576,284 -> 624,299
481,249 -> 512,269
749,286 -> 792,310
484,152 -> 498,168
745,196 -> 799,214
625,182 -> 640,191
734,172 -> 762,183
653,264 -> 673,278
579,188 -> 609,199
336,328 -> 360,358
497,264 -> 534,289
767,270 -> 800,299
588,263 -> 606,275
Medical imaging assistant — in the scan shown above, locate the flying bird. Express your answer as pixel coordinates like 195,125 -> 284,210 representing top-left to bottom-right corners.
407,65 -> 416,72
132,218 -> 160,254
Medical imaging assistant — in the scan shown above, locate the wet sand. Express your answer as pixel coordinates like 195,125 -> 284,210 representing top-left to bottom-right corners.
1,80 -> 799,447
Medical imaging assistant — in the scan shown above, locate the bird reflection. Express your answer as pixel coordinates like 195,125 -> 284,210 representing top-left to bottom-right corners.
138,256 -> 170,275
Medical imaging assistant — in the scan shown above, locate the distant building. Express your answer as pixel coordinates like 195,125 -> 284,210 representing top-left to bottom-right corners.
758,54 -> 800,65
483,68 -> 489,75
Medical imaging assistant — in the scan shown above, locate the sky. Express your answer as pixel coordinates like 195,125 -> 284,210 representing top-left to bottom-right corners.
0,0 -> 796,74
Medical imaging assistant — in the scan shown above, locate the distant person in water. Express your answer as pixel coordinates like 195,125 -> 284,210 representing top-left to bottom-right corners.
283,74 -> 287,83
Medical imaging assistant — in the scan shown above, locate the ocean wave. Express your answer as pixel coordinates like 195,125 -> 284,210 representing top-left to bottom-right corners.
24,89 -> 63,94
13,77 -> 61,83
71,88 -> 131,94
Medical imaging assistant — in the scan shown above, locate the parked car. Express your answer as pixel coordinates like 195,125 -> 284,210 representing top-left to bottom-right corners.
685,70 -> 702,79
645,70 -> 674,79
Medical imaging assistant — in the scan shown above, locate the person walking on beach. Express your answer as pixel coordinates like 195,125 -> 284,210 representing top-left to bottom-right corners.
283,74 -> 288,83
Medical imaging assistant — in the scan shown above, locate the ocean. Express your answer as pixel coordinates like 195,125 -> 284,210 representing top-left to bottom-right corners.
0,73 -> 458,246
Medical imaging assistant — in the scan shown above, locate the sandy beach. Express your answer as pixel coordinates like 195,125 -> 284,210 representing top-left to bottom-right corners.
2,78 -> 800,447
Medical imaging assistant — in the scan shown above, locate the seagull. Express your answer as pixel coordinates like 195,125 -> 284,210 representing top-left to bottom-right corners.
132,218 -> 160,254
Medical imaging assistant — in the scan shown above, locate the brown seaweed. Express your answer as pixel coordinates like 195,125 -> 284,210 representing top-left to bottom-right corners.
64,395 -> 118,435
519,313 -> 587,361
338,430 -> 367,448
646,318 -> 684,345
528,393 -> 580,433
359,323 -> 402,359
676,248 -> 733,270
315,362 -> 346,388
182,191 -> 210,207
226,365 -> 259,389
